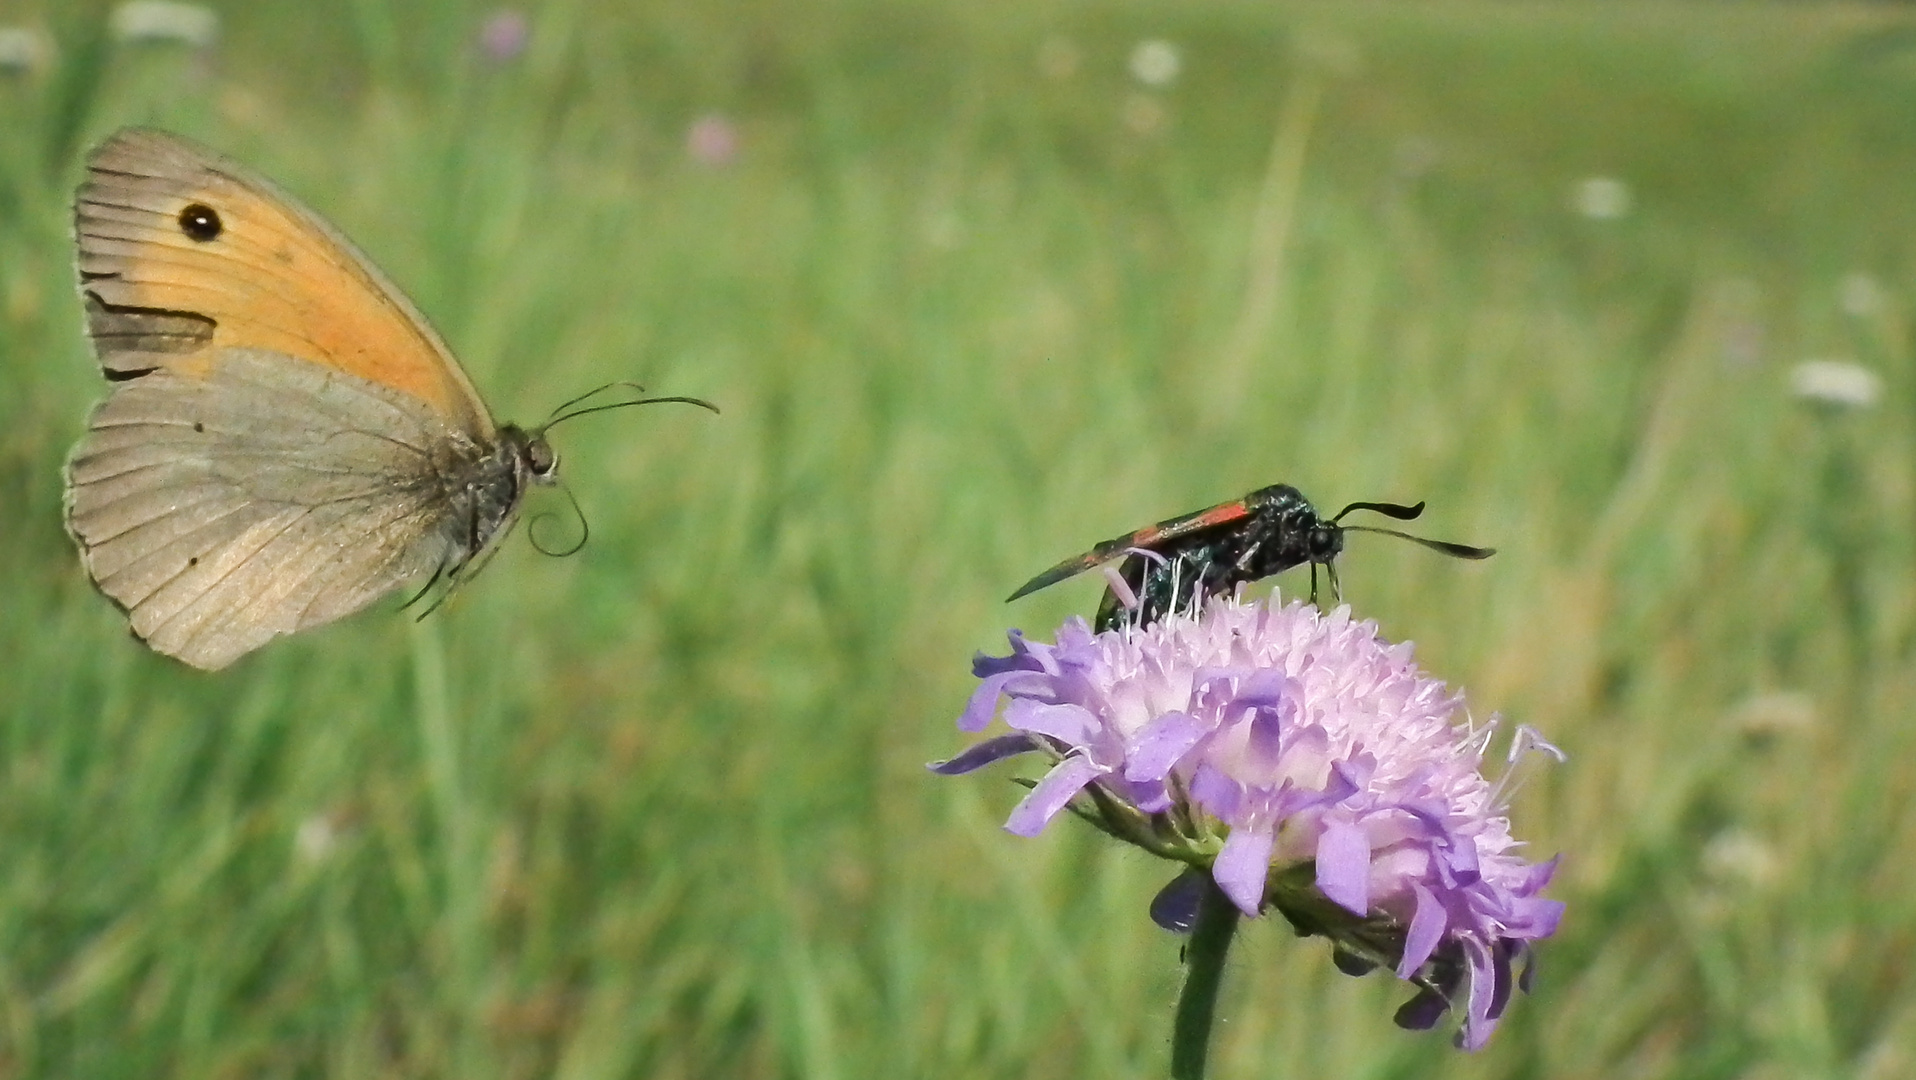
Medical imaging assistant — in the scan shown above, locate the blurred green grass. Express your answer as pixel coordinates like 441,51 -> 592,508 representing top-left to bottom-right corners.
3,0 -> 1916,1076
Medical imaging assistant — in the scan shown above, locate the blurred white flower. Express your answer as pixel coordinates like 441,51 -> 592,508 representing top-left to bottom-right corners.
295,814 -> 340,864
0,27 -> 50,74
1129,39 -> 1181,87
110,1 -> 218,48
1571,176 -> 1631,221
1037,36 -> 1080,81
1702,829 -> 1779,889
1791,359 -> 1882,410
1840,272 -> 1886,318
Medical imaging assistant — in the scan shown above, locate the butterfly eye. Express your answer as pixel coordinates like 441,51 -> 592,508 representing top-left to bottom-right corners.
177,203 -> 222,242
526,437 -> 558,478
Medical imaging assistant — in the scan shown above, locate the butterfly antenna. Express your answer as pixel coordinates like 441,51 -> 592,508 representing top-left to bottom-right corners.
529,479 -> 590,558
544,381 -> 646,422
543,392 -> 720,432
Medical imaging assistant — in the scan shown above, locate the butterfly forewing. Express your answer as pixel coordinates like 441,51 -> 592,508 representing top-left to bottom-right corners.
76,129 -> 492,435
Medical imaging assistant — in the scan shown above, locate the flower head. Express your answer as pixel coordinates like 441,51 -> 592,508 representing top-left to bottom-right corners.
1571,176 -> 1631,220
110,1 -> 218,48
0,27 -> 51,76
1129,39 -> 1182,87
1792,358 -> 1882,411
935,593 -> 1563,1050
477,9 -> 530,64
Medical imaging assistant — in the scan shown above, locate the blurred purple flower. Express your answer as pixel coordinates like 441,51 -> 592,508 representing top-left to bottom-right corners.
686,114 -> 740,167
935,594 -> 1564,1050
478,9 -> 529,64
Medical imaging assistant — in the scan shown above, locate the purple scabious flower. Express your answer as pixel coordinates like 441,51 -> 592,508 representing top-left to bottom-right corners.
934,593 -> 1564,1051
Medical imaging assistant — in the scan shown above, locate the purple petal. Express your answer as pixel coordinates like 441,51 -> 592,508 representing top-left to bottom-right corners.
1234,668 -> 1291,707
1213,826 -> 1274,915
958,671 -> 1017,732
1486,941 -> 1515,1022
1124,711 -> 1205,782
1512,896 -> 1566,939
1189,763 -> 1242,819
1398,883 -> 1448,979
1004,754 -> 1101,837
1149,868 -> 1206,932
1245,705 -> 1286,766
1315,818 -> 1372,915
927,734 -> 1042,775
1513,854 -> 1563,897
1443,833 -> 1483,886
1455,937 -> 1498,1051
1005,700 -> 1096,745
1329,754 -> 1373,796
970,635 -> 1033,678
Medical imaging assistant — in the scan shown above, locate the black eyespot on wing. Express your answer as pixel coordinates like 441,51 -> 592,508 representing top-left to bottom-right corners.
178,203 -> 222,242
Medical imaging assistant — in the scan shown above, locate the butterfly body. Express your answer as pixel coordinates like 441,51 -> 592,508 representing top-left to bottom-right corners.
1009,483 -> 1493,631
65,129 -> 564,669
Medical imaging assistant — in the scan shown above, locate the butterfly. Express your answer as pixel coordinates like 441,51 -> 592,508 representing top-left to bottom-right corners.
1007,483 -> 1494,631
64,128 -> 713,670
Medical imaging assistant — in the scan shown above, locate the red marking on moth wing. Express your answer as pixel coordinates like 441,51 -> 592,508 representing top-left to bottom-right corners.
1189,501 -> 1252,528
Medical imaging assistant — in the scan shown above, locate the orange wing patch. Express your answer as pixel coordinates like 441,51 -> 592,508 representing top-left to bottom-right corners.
75,129 -> 491,437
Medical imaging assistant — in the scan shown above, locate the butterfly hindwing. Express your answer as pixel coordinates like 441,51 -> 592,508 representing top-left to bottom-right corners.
65,348 -> 480,670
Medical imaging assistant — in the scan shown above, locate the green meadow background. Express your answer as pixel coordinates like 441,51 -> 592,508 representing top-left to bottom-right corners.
2,0 -> 1914,1076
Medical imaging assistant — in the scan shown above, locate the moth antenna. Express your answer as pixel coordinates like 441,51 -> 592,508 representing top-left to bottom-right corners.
1334,499 -> 1426,523
1341,524 -> 1495,560
529,479 -> 590,558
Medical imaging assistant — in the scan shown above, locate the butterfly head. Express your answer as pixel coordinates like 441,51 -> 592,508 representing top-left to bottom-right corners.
522,427 -> 560,485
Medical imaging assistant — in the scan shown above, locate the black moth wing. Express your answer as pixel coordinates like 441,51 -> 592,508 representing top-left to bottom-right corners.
1005,498 -> 1258,602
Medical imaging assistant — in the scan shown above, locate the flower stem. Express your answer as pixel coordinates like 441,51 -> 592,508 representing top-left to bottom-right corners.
1170,875 -> 1242,1080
